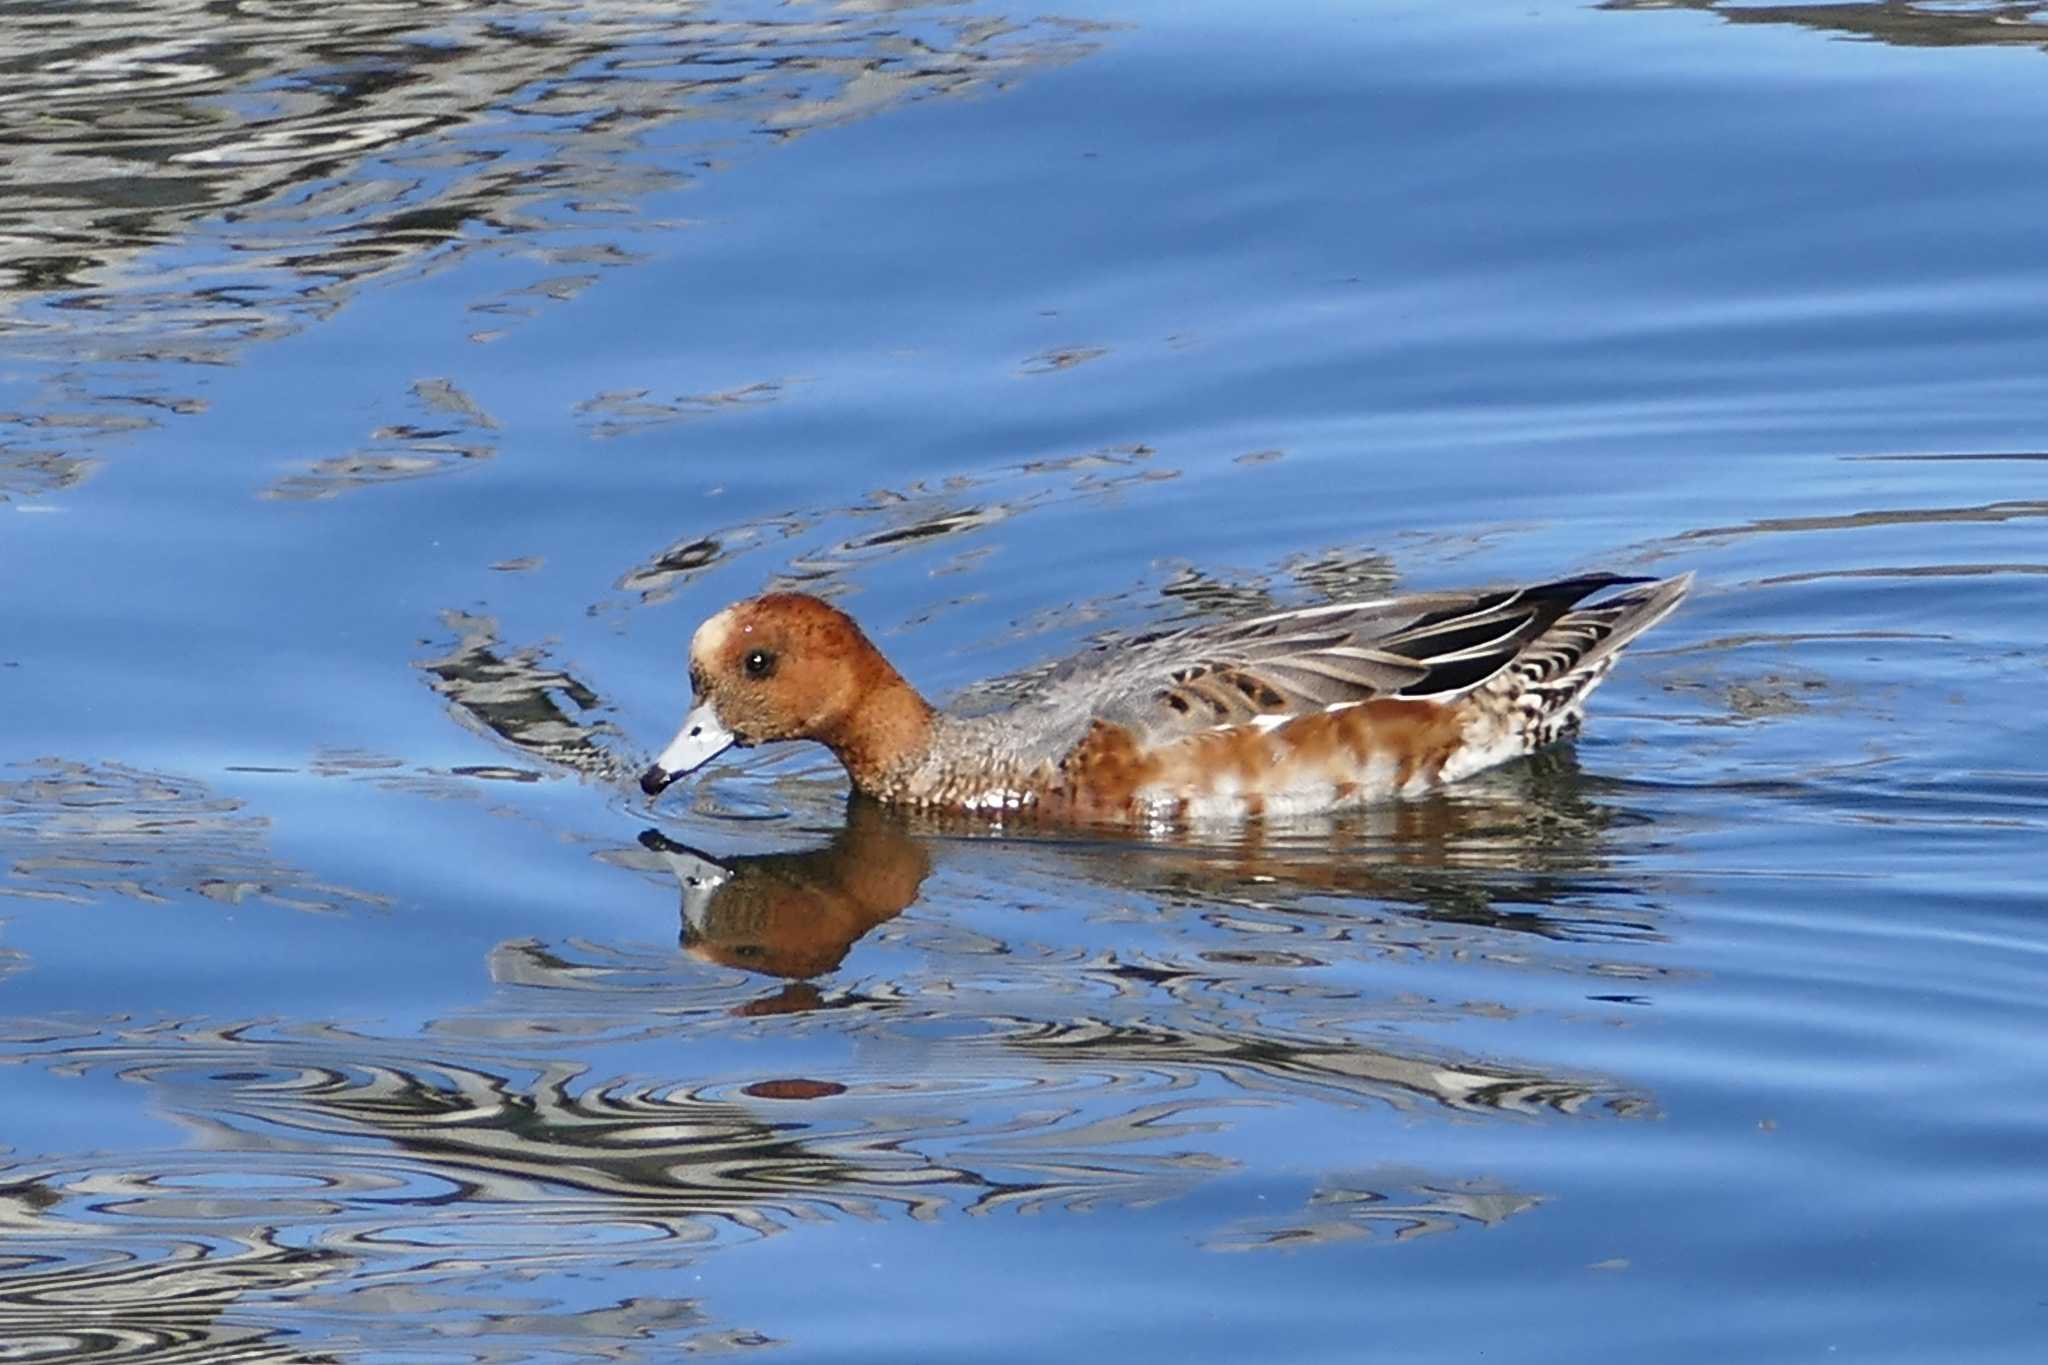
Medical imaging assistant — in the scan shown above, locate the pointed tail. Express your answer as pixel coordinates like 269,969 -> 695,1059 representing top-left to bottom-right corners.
1505,572 -> 1693,746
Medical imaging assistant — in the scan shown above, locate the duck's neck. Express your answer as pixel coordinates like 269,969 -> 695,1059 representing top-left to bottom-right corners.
819,664 -> 935,797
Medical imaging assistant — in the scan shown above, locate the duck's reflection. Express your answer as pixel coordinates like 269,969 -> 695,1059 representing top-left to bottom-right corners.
641,747 -> 1655,995
630,758 -> 1661,1121
642,798 -> 929,981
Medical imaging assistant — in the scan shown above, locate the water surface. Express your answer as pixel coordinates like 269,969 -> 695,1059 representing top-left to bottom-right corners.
4,1 -> 2048,1360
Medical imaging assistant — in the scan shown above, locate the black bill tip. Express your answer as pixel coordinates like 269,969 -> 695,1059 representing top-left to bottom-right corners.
639,764 -> 677,798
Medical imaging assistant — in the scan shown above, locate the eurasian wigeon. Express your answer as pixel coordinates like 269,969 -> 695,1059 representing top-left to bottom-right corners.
639,572 -> 1692,824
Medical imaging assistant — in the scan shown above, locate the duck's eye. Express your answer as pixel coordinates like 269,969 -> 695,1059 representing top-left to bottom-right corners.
743,649 -> 776,679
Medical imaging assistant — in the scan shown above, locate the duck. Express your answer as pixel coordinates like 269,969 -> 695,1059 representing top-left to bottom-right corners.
638,571 -> 1692,824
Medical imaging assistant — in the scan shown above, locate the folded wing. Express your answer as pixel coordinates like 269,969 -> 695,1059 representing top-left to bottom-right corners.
1041,574 -> 1663,746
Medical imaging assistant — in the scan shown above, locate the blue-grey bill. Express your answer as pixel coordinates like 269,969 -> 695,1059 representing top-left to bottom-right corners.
639,700 -> 735,797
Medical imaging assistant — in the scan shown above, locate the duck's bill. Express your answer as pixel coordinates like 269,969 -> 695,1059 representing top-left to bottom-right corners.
639,701 -> 736,797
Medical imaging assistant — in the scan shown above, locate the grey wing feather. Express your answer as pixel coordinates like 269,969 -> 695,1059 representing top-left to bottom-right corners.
1010,574 -> 1663,750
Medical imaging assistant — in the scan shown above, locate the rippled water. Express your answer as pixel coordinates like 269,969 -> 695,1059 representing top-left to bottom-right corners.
5,0 -> 2048,1360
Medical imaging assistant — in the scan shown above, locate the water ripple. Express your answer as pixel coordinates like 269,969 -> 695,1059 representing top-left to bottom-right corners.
0,0 -> 1108,505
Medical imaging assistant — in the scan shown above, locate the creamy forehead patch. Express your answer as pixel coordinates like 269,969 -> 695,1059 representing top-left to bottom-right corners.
689,606 -> 738,667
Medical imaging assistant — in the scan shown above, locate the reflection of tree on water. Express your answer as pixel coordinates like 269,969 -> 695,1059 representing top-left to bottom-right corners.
0,445 -> 97,505
1,2 -> 1101,306
0,758 -> 390,914
612,444 -> 1169,610
259,376 -> 502,502
0,1007 -> 1210,1356
1601,0 -> 2048,51
0,0 -> 1107,501
0,1221 -> 353,1363
415,610 -> 631,783
1205,1173 -> 1546,1252
0,1011 -> 1574,1350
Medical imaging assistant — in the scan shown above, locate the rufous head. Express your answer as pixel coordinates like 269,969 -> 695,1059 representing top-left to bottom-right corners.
639,593 -> 928,798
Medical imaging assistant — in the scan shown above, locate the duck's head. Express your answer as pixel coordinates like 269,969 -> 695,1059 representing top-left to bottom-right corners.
639,592 -> 928,798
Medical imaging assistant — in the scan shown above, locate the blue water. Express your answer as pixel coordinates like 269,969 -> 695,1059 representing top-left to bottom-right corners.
4,0 -> 2048,1359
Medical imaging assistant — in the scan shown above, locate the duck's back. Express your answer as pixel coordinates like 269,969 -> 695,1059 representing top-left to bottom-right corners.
919,573 -> 1691,820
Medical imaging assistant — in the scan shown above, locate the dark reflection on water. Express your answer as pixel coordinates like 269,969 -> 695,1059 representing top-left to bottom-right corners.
613,444 -> 1171,610
260,377 -> 500,502
0,969 -> 1633,1357
1203,1172 -> 1544,1253
1,2 -> 1099,302
1662,498 -> 2048,551
0,446 -> 98,505
418,611 -> 631,784
1603,0 -> 2048,51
